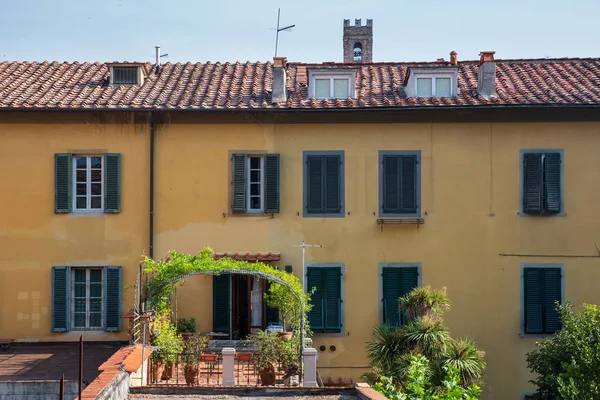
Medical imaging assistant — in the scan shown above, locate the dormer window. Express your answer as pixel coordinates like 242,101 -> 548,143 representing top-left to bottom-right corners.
417,76 -> 451,97
108,64 -> 146,86
309,71 -> 356,99
406,68 -> 458,98
113,67 -> 138,85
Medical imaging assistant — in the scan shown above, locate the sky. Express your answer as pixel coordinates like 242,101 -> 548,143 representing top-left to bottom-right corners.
1,0 -> 599,64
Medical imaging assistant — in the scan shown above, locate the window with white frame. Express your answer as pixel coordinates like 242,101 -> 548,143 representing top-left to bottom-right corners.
71,268 -> 103,330
406,69 -> 458,98
247,155 -> 264,212
416,76 -> 452,97
73,155 -> 103,211
310,73 -> 355,99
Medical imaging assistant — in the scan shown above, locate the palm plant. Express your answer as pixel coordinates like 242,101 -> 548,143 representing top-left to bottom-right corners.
364,287 -> 485,394
399,286 -> 450,320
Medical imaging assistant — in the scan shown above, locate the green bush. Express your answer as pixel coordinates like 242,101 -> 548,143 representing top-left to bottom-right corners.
151,312 -> 184,365
526,303 -> 600,399
372,355 -> 481,400
176,317 -> 196,333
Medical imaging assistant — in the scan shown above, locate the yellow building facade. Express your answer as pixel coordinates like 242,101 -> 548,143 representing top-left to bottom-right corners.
3,108 -> 600,398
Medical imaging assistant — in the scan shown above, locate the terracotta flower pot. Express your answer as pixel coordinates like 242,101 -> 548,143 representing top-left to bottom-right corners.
151,361 -> 165,383
201,353 -> 219,362
162,362 -> 174,380
278,331 -> 293,341
179,332 -> 194,343
183,364 -> 199,385
236,352 -> 253,362
259,365 -> 276,386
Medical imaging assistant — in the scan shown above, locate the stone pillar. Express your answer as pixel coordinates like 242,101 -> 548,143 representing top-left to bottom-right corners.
222,348 -> 236,386
302,347 -> 318,387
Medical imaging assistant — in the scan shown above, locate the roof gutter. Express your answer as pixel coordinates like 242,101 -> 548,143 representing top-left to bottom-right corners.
1,104 -> 600,113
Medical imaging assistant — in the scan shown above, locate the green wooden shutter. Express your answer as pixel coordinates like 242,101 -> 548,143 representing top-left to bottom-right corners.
104,153 -> 121,213
324,156 -> 341,213
544,153 -> 561,213
213,275 -> 231,334
307,268 -> 324,329
543,268 -> 562,333
265,281 -> 280,324
400,156 -> 417,213
55,154 -> 72,213
104,266 -> 122,332
324,267 -> 342,330
382,268 -> 401,327
399,267 -> 419,324
231,154 -> 247,212
524,268 -> 543,333
307,156 -> 324,213
383,156 -> 399,213
264,154 -> 280,213
52,266 -> 70,332
523,154 -> 543,213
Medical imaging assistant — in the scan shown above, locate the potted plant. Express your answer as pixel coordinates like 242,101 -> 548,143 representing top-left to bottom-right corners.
177,317 -> 197,342
246,330 -> 279,386
181,332 -> 208,385
151,313 -> 184,382
265,284 -> 303,341
278,335 -> 300,386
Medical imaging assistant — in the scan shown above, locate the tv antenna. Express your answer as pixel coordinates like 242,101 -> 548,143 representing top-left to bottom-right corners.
273,8 -> 295,57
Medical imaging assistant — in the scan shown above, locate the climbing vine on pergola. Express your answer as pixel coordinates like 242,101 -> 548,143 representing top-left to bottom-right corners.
142,247 -> 309,327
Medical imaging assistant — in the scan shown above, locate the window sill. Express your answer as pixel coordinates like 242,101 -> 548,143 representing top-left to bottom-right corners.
377,217 -> 424,225
520,332 -> 556,338
224,212 -> 274,218
303,213 -> 345,218
519,211 -> 565,217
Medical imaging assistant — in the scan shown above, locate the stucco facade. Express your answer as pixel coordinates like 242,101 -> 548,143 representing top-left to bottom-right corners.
2,112 -> 600,398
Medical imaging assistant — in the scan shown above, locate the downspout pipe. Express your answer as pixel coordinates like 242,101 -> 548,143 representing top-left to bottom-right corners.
149,113 -> 155,259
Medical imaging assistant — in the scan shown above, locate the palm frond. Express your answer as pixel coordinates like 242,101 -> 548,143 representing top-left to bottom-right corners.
401,315 -> 452,360
399,286 -> 451,319
442,337 -> 486,386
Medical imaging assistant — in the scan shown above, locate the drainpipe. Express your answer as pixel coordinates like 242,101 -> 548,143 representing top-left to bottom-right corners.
149,114 -> 155,259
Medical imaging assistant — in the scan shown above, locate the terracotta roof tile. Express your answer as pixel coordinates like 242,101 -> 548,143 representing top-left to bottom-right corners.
214,252 -> 281,262
1,58 -> 600,110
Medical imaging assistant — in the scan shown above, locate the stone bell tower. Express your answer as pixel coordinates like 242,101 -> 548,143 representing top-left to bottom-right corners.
343,18 -> 373,63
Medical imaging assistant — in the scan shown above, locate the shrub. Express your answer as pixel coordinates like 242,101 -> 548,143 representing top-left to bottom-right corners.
176,317 -> 196,333
526,303 -> 600,399
372,355 -> 481,400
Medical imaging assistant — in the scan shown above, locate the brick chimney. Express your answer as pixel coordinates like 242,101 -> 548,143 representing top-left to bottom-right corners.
272,56 -> 288,103
450,51 -> 457,66
477,51 -> 497,99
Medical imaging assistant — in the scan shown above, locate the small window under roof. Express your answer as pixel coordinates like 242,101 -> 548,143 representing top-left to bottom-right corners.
112,66 -> 139,85
108,64 -> 146,86
308,70 -> 356,99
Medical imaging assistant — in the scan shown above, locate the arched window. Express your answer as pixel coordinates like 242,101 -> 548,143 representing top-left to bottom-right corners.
353,42 -> 363,62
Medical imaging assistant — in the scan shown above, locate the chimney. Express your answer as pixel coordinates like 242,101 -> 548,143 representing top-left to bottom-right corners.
450,51 -> 457,66
155,46 -> 161,73
272,56 -> 288,103
477,51 -> 497,99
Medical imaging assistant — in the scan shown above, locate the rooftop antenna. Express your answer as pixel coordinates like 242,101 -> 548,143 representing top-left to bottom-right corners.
274,8 -> 295,57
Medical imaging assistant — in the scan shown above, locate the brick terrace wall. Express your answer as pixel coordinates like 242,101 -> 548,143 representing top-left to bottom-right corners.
78,345 -> 151,400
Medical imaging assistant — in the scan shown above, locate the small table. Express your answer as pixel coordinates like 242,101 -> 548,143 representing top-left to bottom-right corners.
0,338 -> 14,352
